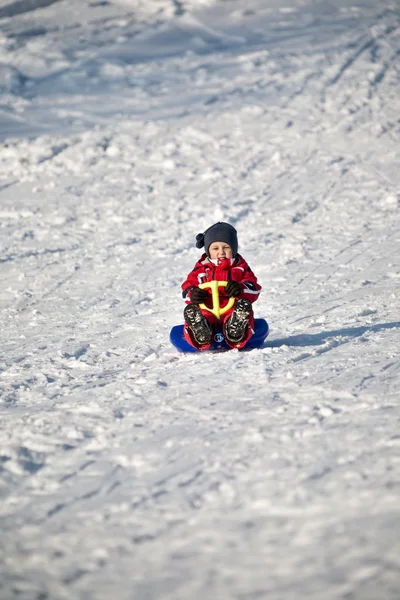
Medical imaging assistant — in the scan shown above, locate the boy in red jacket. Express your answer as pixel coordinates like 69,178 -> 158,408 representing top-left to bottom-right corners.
182,222 -> 261,350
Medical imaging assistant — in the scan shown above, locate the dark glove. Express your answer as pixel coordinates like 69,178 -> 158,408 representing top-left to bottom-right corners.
225,281 -> 242,297
190,286 -> 209,304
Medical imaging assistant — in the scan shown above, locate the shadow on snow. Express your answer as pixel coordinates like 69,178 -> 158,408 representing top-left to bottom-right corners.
265,321 -> 400,349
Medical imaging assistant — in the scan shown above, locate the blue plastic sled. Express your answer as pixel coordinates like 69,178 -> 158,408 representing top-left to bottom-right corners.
170,318 -> 269,353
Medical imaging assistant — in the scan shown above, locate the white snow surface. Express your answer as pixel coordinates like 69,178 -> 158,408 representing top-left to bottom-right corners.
1,0 -> 400,598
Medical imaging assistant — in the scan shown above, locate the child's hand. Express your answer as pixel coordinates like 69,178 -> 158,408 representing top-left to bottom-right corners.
190,287 -> 209,304
225,281 -> 242,297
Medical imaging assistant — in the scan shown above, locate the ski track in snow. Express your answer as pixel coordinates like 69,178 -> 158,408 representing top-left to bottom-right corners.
0,0 -> 400,599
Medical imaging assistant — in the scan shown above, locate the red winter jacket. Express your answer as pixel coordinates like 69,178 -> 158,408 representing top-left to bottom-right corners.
182,253 -> 261,310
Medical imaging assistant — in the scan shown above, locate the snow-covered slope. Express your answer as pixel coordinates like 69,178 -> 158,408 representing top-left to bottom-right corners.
1,1 -> 399,599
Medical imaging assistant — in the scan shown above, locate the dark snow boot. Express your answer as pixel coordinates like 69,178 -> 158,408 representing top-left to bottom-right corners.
225,298 -> 252,343
184,304 -> 212,345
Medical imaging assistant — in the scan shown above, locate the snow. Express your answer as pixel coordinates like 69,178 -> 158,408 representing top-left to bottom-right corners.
0,0 -> 399,598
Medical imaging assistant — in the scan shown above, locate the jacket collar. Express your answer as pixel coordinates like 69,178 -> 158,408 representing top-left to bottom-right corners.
208,257 -> 236,266
200,253 -> 241,266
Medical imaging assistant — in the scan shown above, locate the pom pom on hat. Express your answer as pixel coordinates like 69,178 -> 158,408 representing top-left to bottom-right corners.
196,233 -> 205,249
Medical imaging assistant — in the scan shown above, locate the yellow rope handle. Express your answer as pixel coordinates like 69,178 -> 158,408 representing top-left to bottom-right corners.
198,281 -> 235,319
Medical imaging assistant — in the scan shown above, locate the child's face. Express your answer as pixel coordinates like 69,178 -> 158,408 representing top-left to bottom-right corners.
208,241 -> 233,260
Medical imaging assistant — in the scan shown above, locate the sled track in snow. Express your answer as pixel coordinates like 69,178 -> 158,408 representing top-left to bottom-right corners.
0,0 -> 63,19
321,9 -> 400,108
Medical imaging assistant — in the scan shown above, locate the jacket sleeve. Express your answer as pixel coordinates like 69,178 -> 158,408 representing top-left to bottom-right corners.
181,265 -> 202,303
239,264 -> 261,304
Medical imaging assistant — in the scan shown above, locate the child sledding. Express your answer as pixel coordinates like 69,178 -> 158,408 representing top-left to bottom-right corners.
170,222 -> 269,352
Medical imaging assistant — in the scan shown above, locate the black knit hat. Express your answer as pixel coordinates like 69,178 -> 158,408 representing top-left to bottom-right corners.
196,222 -> 238,257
